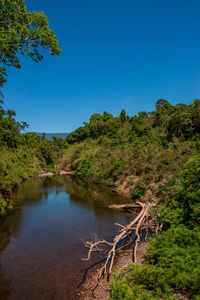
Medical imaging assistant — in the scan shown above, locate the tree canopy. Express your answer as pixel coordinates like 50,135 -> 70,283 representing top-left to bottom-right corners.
65,99 -> 200,145
0,0 -> 61,86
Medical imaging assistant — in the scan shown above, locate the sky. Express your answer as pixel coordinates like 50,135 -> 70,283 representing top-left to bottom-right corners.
2,0 -> 200,133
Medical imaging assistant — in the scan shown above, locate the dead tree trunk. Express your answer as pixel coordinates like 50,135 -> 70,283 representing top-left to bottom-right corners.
82,201 -> 162,292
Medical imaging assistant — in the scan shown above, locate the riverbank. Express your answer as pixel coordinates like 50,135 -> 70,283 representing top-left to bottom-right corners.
1,156 -> 199,299
79,241 -> 148,300
77,198 -> 154,299
0,169 -> 73,217
38,170 -> 73,177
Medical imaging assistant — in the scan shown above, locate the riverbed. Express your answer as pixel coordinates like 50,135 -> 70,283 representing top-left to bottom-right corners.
0,176 -> 133,299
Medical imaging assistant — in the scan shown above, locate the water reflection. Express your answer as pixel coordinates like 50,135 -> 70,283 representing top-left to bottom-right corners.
0,176 -> 133,299
0,232 -> 12,299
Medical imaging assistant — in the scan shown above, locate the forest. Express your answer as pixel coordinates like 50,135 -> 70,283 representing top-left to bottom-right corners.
0,97 -> 200,299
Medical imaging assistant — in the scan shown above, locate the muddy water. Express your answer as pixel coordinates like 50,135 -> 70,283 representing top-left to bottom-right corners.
0,176 -> 133,299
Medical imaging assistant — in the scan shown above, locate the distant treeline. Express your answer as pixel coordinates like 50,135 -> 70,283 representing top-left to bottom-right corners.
66,98 -> 200,145
35,132 -> 69,141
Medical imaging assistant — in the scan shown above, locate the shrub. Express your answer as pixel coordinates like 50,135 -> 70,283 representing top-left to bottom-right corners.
130,180 -> 147,199
160,154 -> 200,228
75,157 -> 94,180
0,147 -> 40,193
110,226 -> 200,299
104,178 -> 115,187
0,197 -> 13,216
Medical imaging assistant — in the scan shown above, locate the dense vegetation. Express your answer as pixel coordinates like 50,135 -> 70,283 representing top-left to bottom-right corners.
61,99 -> 200,192
58,99 -> 200,299
0,99 -> 65,215
110,155 -> 200,299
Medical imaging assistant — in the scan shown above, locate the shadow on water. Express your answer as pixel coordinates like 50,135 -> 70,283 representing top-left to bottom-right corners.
0,176 -> 134,299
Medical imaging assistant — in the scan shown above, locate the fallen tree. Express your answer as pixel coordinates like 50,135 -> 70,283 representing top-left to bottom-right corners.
108,203 -> 142,212
82,201 -> 162,295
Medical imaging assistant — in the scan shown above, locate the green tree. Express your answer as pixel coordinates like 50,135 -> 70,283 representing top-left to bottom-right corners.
119,109 -> 127,122
0,100 -> 28,148
161,155 -> 200,228
103,111 -> 113,121
0,0 -> 61,86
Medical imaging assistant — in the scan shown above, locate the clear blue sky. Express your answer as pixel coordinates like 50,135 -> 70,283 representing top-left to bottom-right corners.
3,0 -> 200,133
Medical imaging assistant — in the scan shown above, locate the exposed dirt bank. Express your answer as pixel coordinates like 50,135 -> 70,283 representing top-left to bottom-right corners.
78,241 -> 148,300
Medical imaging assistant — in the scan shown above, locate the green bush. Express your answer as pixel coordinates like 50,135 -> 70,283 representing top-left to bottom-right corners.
130,180 -> 147,199
75,157 -> 94,180
0,197 -> 13,216
0,147 -> 40,193
104,178 -> 115,187
160,154 -> 200,228
110,226 -> 200,299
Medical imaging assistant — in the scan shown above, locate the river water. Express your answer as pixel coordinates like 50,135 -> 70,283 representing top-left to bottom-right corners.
0,176 -> 133,299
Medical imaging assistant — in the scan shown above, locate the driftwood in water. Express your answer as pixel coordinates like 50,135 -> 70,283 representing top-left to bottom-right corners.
108,203 -> 141,212
82,201 -> 162,296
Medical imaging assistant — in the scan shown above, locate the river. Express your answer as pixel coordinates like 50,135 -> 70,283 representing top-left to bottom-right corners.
0,175 -> 133,299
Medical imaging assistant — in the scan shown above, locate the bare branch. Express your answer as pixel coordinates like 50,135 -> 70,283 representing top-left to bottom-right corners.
82,201 -> 160,296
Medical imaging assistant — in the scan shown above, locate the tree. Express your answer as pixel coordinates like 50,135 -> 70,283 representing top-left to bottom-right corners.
0,0 -> 61,86
0,100 -> 29,148
119,109 -> 127,122
103,111 -> 113,122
